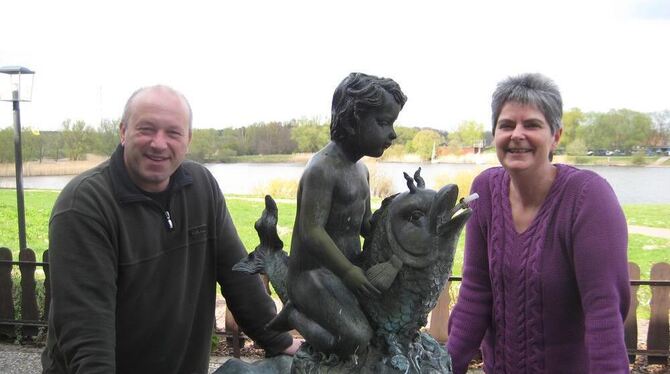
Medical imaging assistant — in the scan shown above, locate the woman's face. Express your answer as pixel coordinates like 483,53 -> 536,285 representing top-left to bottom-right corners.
494,102 -> 561,174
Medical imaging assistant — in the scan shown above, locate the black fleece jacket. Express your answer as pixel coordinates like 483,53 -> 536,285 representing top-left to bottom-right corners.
42,145 -> 291,373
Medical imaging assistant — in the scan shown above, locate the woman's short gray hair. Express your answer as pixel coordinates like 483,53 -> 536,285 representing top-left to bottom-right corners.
491,73 -> 563,134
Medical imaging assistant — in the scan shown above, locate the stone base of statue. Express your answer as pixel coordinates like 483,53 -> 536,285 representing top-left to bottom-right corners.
215,332 -> 450,374
291,332 -> 451,373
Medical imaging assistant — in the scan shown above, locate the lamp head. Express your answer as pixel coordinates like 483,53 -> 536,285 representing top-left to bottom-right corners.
0,66 -> 35,102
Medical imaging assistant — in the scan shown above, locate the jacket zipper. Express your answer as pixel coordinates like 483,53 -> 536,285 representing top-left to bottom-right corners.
164,210 -> 174,231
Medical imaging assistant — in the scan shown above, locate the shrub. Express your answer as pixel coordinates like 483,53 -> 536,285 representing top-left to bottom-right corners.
254,178 -> 299,199
433,170 -> 477,199
368,165 -> 393,198
631,152 -> 648,166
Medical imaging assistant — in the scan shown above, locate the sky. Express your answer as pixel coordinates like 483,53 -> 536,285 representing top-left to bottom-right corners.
1,0 -> 669,133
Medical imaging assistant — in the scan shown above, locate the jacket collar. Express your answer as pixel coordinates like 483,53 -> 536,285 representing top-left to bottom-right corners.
109,144 -> 193,204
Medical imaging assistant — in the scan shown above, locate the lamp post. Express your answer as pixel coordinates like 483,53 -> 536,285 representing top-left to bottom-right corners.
0,66 -> 35,251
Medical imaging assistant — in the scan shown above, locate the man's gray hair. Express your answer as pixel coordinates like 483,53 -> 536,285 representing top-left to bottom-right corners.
491,73 -> 562,134
120,85 -> 193,132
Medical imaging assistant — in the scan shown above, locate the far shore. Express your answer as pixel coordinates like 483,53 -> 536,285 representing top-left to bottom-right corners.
0,153 -> 667,178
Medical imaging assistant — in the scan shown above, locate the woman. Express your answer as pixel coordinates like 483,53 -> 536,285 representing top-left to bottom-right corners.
447,73 -> 630,373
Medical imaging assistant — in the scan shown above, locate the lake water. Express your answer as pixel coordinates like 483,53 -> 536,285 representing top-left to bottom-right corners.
1,162 -> 669,204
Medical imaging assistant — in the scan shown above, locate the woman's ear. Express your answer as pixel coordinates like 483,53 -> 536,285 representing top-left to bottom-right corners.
552,127 -> 563,150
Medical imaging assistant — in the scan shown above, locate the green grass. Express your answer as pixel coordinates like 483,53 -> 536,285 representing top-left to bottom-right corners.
1,188 -> 668,323
225,196 -> 297,253
0,189 -> 670,266
0,188 -> 667,280
623,204 -> 670,228
0,189 -> 59,255
1,189 -> 667,269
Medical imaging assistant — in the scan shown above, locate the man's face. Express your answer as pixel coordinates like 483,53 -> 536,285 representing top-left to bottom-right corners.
120,88 -> 191,192
356,90 -> 400,158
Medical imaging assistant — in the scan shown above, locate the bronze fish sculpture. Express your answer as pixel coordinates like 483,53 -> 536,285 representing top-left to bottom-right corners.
227,169 -> 472,373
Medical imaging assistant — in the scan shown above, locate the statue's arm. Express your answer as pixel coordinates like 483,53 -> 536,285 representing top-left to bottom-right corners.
298,165 -> 379,296
360,166 -> 373,238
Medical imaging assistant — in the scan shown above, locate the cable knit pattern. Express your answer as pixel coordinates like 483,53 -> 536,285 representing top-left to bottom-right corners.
488,170 -> 507,373
447,164 -> 630,374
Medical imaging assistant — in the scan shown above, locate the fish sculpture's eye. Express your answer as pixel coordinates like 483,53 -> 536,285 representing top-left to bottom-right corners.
408,209 -> 425,223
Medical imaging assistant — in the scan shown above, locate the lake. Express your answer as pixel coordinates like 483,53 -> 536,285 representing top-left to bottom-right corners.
1,162 -> 669,204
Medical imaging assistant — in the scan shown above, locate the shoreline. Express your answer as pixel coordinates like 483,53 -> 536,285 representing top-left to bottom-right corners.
0,154 -> 667,178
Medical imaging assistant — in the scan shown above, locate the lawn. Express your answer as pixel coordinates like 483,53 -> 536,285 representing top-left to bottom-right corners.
0,189 -> 667,280
1,188 -> 668,323
623,204 -> 670,228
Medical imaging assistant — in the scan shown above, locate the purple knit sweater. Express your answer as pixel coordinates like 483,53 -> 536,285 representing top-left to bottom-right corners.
447,164 -> 630,374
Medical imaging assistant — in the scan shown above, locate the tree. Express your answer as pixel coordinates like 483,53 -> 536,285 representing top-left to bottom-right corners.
96,119 -> 121,156
393,126 -> 419,146
447,120 -> 484,148
561,108 -> 585,149
565,138 -> 587,156
410,129 -> 445,161
41,131 -> 65,160
189,128 -> 222,162
650,110 -> 670,146
61,119 -> 95,160
291,122 -> 329,153
21,128 -> 44,162
0,127 -> 13,162
247,121 -> 295,154
581,109 -> 652,151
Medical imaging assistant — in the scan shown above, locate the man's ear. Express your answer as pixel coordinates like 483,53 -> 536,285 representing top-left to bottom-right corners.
119,122 -> 127,146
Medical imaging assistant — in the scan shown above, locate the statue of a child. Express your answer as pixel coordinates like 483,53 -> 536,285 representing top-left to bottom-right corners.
269,73 -> 407,358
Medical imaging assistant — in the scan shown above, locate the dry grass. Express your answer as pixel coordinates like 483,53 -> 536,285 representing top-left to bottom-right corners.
0,155 -> 108,177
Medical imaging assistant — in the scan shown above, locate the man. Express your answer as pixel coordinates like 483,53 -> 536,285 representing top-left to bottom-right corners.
42,85 -> 299,373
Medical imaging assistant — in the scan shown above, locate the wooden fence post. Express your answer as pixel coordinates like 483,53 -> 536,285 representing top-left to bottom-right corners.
429,281 -> 451,343
624,262 -> 640,363
647,262 -> 670,365
224,308 -> 242,358
0,248 -> 15,337
19,249 -> 39,337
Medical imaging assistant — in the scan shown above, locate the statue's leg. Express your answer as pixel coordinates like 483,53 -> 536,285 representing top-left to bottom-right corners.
286,307 -> 337,352
290,268 -> 373,357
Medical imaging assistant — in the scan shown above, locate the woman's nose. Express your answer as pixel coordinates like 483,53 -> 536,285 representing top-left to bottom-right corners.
511,124 -> 525,139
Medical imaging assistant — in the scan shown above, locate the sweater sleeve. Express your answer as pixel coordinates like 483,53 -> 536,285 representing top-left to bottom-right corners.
447,175 -> 493,374
572,175 -> 630,373
47,206 -> 118,373
215,195 -> 292,356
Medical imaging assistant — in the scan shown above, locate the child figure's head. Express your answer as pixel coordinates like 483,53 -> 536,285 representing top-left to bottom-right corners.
330,73 -> 407,156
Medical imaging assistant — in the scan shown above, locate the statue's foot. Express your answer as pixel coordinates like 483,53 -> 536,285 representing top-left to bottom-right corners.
266,301 -> 294,332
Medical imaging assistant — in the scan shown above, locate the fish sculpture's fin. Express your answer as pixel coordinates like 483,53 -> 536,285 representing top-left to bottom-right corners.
365,254 -> 403,291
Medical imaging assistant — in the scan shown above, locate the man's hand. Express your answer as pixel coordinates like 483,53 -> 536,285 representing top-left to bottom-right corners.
282,338 -> 304,355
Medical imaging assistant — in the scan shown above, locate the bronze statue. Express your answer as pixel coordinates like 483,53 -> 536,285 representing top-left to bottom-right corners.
226,171 -> 472,372
217,74 -> 473,373
276,73 -> 407,358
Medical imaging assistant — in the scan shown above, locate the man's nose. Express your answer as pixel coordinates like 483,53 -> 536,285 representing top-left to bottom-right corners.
150,131 -> 169,149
